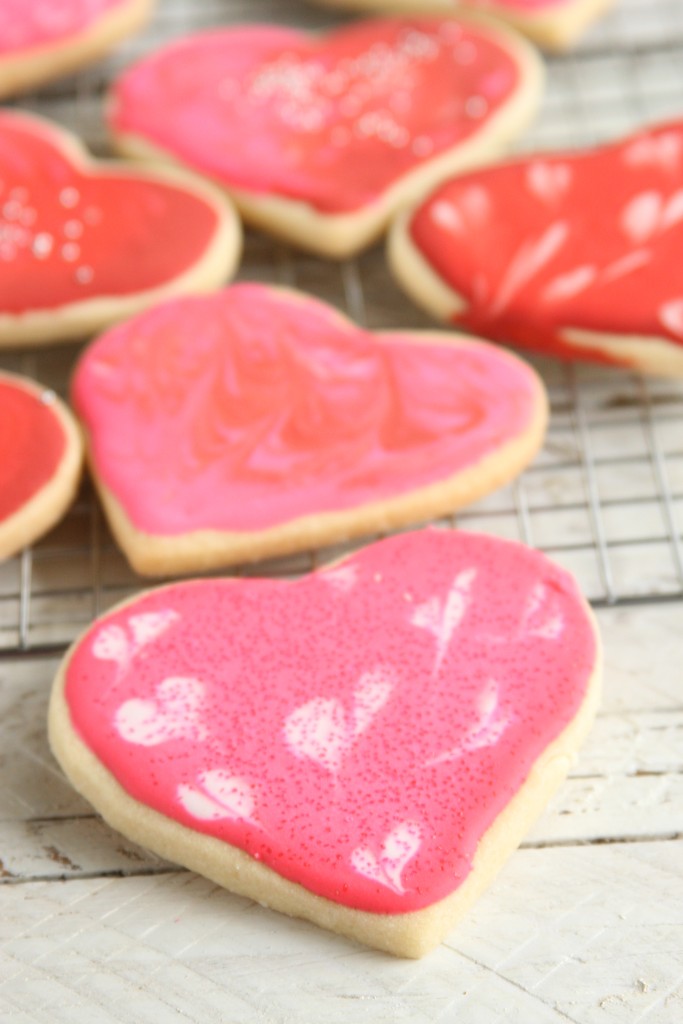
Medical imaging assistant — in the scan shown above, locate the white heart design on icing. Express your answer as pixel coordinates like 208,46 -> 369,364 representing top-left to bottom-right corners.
92,608 -> 180,673
621,189 -> 683,245
283,668 -> 394,773
177,769 -> 255,822
128,610 -> 180,649
283,697 -> 348,773
522,582 -> 565,640
411,568 -> 476,672
660,299 -> 683,339
490,220 -> 569,316
526,161 -> 572,204
543,264 -> 597,303
350,821 -> 422,894
426,679 -> 511,766
624,131 -> 683,173
115,676 -> 206,746
92,623 -> 129,665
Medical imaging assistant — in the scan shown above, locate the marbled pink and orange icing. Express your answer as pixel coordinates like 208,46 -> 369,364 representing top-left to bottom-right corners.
71,284 -> 541,535
406,121 -> 683,364
63,529 -> 597,913
0,0 -> 125,56
110,19 -> 526,214
0,377 -> 67,522
0,112 -> 222,315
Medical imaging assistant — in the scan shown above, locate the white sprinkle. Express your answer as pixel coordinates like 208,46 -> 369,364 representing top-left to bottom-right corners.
64,219 -> 83,240
59,187 -> 80,209
62,243 -> 80,262
75,265 -> 94,284
32,233 -> 53,258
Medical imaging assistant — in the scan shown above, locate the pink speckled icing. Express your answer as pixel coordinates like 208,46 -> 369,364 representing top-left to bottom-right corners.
0,112 -> 222,314
408,121 -> 683,365
110,19 -> 524,214
71,284 -> 540,534
63,529 -> 597,913
0,0 -> 123,55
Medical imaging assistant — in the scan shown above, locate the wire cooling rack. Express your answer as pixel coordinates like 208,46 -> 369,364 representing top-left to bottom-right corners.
1,0 -> 683,654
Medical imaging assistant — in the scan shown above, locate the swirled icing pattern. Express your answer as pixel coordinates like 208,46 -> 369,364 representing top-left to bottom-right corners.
71,284 -> 539,534
408,121 -> 683,364
110,19 -> 523,213
0,0 -> 123,55
64,529 -> 598,913
0,112 -> 221,314
0,377 -> 66,520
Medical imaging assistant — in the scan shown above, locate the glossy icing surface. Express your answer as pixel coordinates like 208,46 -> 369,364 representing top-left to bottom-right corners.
0,112 -> 221,314
72,284 -> 539,534
111,19 -> 523,214
64,529 -> 597,913
0,378 -> 66,520
0,0 -> 123,55
409,121 -> 683,363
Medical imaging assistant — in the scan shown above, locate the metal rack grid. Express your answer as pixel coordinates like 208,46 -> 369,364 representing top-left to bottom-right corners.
2,0 -> 683,656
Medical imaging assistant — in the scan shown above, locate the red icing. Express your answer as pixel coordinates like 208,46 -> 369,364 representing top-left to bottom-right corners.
0,377 -> 66,520
110,19 -> 523,214
71,284 -> 539,534
0,0 -> 123,56
408,121 -> 683,364
63,529 -> 597,913
0,112 -> 221,314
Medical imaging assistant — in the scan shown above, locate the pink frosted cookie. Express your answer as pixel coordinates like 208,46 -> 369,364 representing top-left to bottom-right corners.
71,283 -> 547,576
0,112 -> 241,348
390,120 -> 683,377
0,371 -> 83,559
109,18 -> 543,257
305,0 -> 616,51
49,529 -> 601,956
0,0 -> 154,99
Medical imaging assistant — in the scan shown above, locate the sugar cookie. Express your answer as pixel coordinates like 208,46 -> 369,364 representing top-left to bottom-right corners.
0,111 -> 241,348
109,18 -> 543,257
71,283 -> 547,576
305,0 -> 616,52
0,0 -> 154,99
390,120 -> 683,376
49,528 -> 601,957
0,371 -> 83,559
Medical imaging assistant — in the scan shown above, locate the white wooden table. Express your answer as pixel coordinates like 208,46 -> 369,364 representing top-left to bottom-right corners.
1,1 -> 683,1021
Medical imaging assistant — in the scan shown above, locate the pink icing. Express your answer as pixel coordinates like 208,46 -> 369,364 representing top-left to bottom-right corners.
63,529 -> 597,913
71,284 -> 539,534
408,121 -> 683,364
0,0 -> 123,55
110,19 -> 522,214
0,112 -> 222,314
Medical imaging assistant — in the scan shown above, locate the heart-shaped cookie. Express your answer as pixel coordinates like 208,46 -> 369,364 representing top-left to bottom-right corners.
304,0 -> 615,51
71,283 -> 547,576
49,529 -> 601,956
0,371 -> 83,559
0,111 -> 241,348
109,17 -> 543,257
390,120 -> 683,377
0,0 -> 154,99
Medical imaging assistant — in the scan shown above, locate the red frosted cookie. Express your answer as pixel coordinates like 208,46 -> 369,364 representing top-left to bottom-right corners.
109,18 -> 543,257
305,0 -> 616,51
49,529 -> 601,956
0,371 -> 83,559
0,111 -> 241,348
71,283 -> 547,576
0,0 -> 154,99
390,120 -> 683,377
